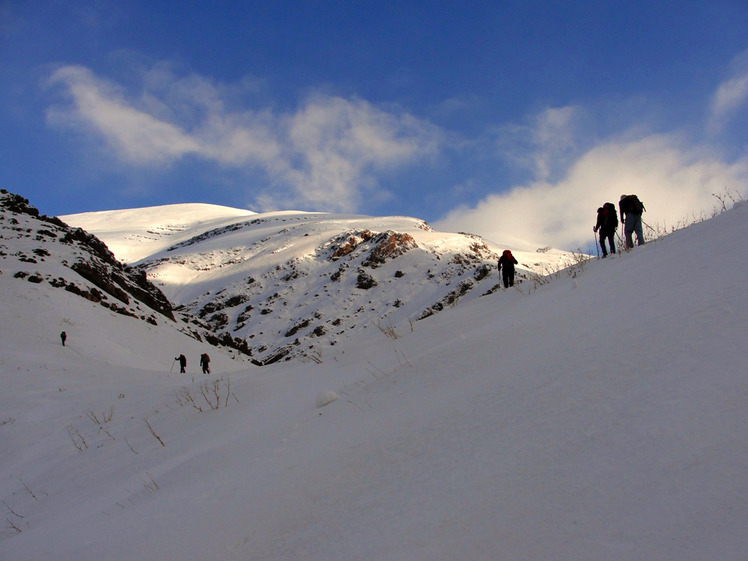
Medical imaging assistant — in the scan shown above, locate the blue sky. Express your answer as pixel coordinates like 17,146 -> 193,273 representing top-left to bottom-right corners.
2,1 -> 748,249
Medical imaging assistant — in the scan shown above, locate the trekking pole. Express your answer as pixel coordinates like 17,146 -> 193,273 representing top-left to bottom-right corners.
640,219 -> 659,244
169,359 -> 175,373
592,228 -> 599,258
642,219 -> 657,233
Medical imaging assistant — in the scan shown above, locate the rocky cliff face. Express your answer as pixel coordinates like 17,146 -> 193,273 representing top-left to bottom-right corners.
0,189 -> 174,325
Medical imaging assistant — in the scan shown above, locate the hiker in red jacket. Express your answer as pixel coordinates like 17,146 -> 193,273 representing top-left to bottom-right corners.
497,250 -> 519,288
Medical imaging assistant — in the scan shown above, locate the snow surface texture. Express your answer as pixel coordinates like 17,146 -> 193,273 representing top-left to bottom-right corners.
3,202 -> 747,560
63,204 -> 572,364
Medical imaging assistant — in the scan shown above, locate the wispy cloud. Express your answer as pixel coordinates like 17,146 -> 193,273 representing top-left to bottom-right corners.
46,64 -> 441,213
493,105 -> 589,185
278,95 -> 440,211
530,106 -> 585,182
708,49 -> 748,135
47,66 -> 202,164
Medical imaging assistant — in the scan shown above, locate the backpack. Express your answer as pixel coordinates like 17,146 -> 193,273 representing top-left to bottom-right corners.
603,202 -> 618,229
621,195 -> 644,215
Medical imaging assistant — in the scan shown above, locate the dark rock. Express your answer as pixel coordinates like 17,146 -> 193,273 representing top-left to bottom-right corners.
356,272 -> 377,289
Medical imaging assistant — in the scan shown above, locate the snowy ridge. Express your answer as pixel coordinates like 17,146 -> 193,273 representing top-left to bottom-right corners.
64,204 -> 573,364
61,203 -> 257,263
1,199 -> 747,559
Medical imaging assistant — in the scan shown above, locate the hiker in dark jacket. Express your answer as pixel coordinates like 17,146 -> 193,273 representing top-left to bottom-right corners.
593,202 -> 618,257
497,249 -> 519,288
175,354 -> 187,373
619,194 -> 646,249
200,353 -> 211,374
60,331 -> 67,346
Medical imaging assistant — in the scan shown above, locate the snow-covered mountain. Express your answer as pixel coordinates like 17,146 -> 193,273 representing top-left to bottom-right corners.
63,203 -> 572,364
3,190 -> 746,560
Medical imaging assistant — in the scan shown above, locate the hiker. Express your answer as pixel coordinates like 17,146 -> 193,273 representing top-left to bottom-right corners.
200,353 -> 211,374
497,249 -> 519,288
60,331 -> 67,346
593,202 -> 618,257
175,354 -> 187,373
619,194 -> 646,249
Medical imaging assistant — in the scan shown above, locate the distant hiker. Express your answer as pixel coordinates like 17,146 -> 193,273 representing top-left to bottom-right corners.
619,194 -> 646,249
497,249 -> 519,288
593,202 -> 618,257
60,331 -> 67,347
175,354 -> 187,373
200,353 -> 211,374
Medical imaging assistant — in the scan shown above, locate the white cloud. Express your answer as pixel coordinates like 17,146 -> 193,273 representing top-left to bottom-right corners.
276,95 -> 440,211
47,66 -> 201,164
708,49 -> 748,134
494,105 -> 587,184
46,65 -> 288,170
531,106 -> 584,181
436,133 -> 748,250
46,64 -> 441,213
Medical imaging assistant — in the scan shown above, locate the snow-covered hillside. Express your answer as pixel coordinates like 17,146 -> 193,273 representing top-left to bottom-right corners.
3,195 -> 746,560
63,204 -> 572,364
0,190 -> 174,325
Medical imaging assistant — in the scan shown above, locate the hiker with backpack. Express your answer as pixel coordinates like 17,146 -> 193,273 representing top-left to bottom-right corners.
593,202 -> 618,258
497,249 -> 519,288
619,194 -> 646,249
200,353 -> 211,374
175,354 -> 187,373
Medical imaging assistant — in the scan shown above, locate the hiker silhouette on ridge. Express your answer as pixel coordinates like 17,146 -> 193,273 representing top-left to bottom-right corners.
497,250 -> 518,288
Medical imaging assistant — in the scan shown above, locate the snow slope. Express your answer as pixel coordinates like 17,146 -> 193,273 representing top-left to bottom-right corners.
3,202 -> 747,560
